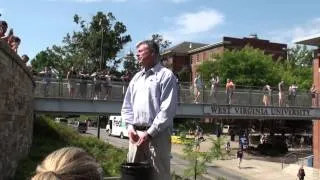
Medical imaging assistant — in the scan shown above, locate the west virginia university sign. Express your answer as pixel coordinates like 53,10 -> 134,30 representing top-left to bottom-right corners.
203,104 -> 318,120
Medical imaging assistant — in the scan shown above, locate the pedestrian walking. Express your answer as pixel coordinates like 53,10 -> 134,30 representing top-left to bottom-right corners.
225,141 -> 231,154
297,165 -> 305,180
121,40 -> 177,180
236,149 -> 243,168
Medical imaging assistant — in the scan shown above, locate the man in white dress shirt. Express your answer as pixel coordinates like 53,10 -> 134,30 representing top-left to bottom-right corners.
121,40 -> 177,180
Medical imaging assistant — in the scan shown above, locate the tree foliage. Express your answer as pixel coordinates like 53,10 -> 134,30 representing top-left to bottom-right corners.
122,50 -> 140,74
287,45 -> 313,67
182,136 -> 225,179
151,33 -> 172,53
31,11 -> 131,75
197,46 -> 280,88
196,46 -> 312,90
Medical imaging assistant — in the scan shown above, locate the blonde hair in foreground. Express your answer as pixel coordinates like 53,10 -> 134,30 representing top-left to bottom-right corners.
32,147 -> 103,180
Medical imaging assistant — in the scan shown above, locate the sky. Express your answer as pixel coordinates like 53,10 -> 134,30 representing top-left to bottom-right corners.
1,0 -> 320,60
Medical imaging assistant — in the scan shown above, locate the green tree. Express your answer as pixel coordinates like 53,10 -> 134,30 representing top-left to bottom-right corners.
63,12 -> 131,71
32,11 -> 131,76
122,50 -> 140,75
197,46 -> 281,88
182,136 -> 225,179
287,45 -> 313,67
151,33 -> 172,53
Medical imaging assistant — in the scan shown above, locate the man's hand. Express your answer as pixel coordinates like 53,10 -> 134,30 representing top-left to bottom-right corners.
136,131 -> 151,146
128,127 -> 139,144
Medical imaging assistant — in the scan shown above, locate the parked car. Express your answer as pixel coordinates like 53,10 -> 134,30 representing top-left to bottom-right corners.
55,117 -> 68,124
222,125 -> 237,135
72,121 -> 87,133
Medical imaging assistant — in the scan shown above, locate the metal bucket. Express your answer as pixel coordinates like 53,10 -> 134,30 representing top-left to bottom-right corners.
121,162 -> 152,180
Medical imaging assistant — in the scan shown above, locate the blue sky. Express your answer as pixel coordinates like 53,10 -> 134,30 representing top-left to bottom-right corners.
1,0 -> 320,60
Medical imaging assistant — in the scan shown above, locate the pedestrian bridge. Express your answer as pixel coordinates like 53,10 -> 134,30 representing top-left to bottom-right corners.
33,79 -> 320,120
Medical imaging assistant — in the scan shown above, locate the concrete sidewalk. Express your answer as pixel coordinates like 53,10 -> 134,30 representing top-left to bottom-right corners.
171,135 -> 319,180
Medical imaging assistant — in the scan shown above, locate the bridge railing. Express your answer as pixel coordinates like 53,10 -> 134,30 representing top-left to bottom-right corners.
33,78 -> 319,107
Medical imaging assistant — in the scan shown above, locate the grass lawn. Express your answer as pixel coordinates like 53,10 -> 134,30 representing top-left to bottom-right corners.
13,116 -> 127,180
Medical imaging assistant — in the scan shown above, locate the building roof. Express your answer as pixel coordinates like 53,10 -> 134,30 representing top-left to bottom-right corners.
188,42 -> 224,54
161,41 -> 207,55
294,33 -> 320,46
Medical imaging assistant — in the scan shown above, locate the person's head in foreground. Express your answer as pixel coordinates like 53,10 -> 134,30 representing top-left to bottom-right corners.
32,147 -> 103,180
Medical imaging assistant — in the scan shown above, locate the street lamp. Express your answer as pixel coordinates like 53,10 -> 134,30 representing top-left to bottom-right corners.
99,19 -> 104,70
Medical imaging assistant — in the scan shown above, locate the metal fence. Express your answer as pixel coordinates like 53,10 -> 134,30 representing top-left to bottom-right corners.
33,78 -> 320,107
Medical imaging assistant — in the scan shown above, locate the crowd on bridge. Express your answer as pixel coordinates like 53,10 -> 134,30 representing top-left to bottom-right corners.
193,73 -> 317,107
0,19 -> 30,64
34,65 -> 132,100
31,63 -> 318,107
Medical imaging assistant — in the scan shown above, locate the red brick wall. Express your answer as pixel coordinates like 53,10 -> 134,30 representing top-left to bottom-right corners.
313,55 -> 320,169
191,47 -> 224,81
172,55 -> 189,72
223,37 -> 287,61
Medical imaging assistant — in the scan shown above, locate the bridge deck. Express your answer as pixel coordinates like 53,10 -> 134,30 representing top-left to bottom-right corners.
33,80 -> 320,119
34,97 -> 320,120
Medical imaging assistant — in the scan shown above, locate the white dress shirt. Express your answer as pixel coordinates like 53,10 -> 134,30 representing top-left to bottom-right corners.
121,63 -> 177,137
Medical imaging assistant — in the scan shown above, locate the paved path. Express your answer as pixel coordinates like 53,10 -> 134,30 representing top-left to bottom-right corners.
172,134 -> 320,180
87,128 -> 320,180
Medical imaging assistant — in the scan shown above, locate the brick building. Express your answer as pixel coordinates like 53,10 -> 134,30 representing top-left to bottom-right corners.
161,41 -> 207,81
162,35 -> 287,82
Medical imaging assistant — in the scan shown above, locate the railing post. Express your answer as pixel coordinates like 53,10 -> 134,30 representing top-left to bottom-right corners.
249,88 -> 252,105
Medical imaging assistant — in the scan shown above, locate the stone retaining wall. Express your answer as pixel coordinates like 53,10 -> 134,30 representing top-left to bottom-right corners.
0,40 -> 34,179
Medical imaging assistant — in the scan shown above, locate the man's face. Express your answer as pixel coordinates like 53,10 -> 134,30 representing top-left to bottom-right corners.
136,43 -> 153,67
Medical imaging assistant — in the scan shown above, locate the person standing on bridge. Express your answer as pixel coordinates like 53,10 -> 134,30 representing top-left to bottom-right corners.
193,73 -> 203,103
262,84 -> 271,106
0,21 -> 8,38
278,80 -> 285,106
310,84 -> 317,107
121,40 -> 177,180
210,73 -> 219,103
67,66 -> 78,98
226,79 -> 235,105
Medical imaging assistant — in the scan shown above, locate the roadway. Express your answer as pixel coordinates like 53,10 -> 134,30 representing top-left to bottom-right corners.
86,127 -> 245,180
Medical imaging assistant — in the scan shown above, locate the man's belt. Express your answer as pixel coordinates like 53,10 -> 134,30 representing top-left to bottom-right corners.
134,125 -> 150,131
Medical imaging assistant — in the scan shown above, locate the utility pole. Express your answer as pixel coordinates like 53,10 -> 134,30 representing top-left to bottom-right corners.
99,19 -> 104,70
97,115 -> 101,139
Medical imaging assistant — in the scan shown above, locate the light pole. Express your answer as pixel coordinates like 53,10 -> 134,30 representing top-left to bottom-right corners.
99,19 -> 104,70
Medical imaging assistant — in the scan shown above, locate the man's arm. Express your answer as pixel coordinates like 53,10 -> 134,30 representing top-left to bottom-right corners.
147,73 -> 177,138
121,80 -> 135,130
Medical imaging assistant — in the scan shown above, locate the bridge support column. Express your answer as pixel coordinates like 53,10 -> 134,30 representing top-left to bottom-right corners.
313,120 -> 320,168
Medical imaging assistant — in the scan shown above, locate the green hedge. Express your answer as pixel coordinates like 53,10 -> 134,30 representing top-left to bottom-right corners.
13,116 -> 127,180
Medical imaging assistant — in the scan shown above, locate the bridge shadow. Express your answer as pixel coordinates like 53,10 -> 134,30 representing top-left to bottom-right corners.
207,165 -> 219,168
239,166 -> 255,169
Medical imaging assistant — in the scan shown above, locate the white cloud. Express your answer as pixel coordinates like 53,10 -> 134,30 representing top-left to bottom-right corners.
158,9 -> 224,43
267,17 -> 320,46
